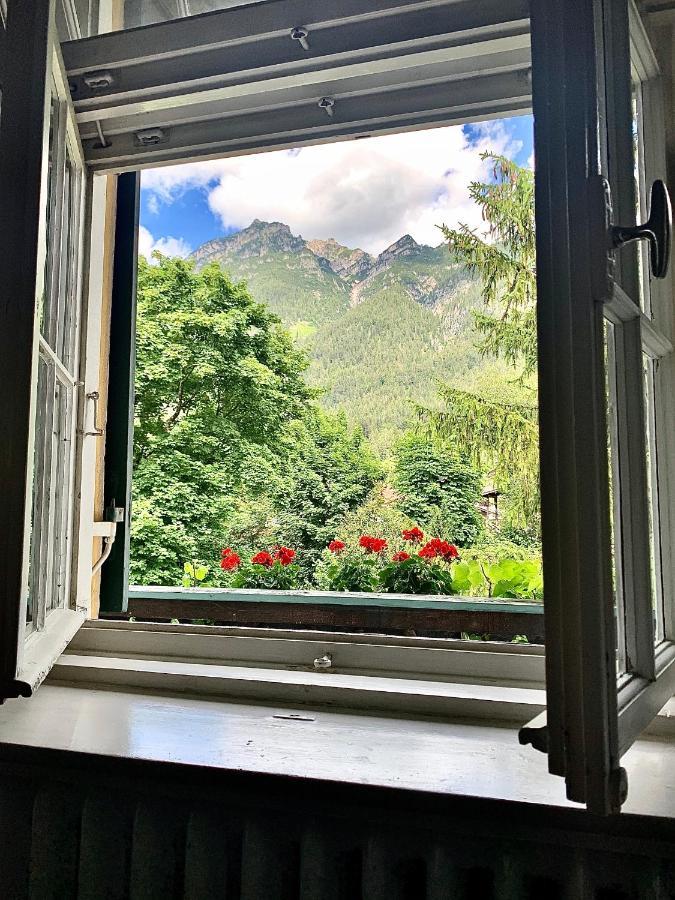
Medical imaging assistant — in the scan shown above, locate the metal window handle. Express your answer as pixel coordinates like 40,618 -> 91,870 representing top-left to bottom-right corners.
83,390 -> 104,437
611,178 -> 672,279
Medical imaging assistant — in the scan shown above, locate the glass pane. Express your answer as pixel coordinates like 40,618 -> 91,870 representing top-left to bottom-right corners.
48,377 -> 75,612
39,96 -> 59,344
58,159 -> 81,371
643,353 -> 664,643
631,78 -> 651,315
604,319 -> 625,674
27,357 -> 57,624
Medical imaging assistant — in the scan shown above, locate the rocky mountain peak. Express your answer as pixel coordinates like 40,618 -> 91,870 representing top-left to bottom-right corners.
306,237 -> 374,280
376,234 -> 420,266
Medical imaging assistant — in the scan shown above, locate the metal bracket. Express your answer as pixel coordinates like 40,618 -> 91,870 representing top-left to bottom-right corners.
318,97 -> 335,117
83,71 -> 114,90
290,26 -> 310,51
81,390 -> 104,437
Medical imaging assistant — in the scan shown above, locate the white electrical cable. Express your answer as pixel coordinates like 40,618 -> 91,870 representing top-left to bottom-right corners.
92,533 -> 115,577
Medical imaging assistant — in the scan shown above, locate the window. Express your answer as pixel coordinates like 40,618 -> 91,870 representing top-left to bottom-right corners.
28,91 -> 84,632
126,117 -> 542,642
1,0 -> 674,814
523,0 -> 675,812
0,4 -> 94,698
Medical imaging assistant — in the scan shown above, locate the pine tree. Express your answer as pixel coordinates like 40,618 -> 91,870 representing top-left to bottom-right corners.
424,152 -> 539,528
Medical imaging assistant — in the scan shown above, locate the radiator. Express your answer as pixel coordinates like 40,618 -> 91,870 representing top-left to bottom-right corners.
0,748 -> 673,899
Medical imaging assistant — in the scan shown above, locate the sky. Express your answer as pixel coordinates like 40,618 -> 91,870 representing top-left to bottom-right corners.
138,115 -> 533,261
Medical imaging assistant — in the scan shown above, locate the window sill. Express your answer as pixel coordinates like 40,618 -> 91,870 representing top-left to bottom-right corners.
63,618 -> 546,723
0,681 -> 674,819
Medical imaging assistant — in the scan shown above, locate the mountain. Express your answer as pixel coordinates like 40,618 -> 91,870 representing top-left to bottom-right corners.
190,220 -> 489,451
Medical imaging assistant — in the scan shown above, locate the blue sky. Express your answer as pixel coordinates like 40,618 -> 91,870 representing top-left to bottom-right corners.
139,115 -> 533,259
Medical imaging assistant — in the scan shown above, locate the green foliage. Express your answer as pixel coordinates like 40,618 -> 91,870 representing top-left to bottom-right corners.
182,561 -> 208,588
131,255 -> 315,584
428,153 -> 539,529
451,556 -> 543,600
393,432 -> 483,545
316,551 -> 379,592
131,256 -> 381,585
418,385 -> 539,526
439,152 -> 536,376
232,561 -> 301,590
332,485 -> 415,551
486,558 -> 543,599
378,555 -> 456,595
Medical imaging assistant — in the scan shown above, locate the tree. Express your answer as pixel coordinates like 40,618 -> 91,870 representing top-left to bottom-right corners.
439,152 -> 536,376
424,153 -> 539,529
221,408 -> 383,580
131,255 -> 315,584
393,432 -> 483,546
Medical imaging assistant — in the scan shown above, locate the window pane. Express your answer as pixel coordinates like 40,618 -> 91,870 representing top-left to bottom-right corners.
631,79 -> 651,315
39,96 -> 59,344
643,353 -> 664,643
604,319 -> 626,674
27,356 -> 54,625
48,377 -> 75,611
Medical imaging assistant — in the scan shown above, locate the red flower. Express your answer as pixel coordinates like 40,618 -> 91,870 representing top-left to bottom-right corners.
251,551 -> 274,567
220,552 -> 240,570
419,538 -> 459,561
392,551 -> 410,562
402,527 -> 424,543
274,546 -> 296,566
328,540 -> 346,554
359,535 -> 388,553
418,543 -> 438,559
221,547 -> 234,557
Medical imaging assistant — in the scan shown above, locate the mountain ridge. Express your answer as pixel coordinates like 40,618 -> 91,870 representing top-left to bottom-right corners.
190,219 -> 450,306
189,219 -> 488,450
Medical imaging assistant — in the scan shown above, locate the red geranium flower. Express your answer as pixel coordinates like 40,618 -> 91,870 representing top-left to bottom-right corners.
392,551 -> 411,562
328,540 -> 346,554
274,546 -> 296,566
220,552 -> 240,570
419,538 -> 459,561
359,535 -> 387,553
402,527 -> 424,543
251,551 -> 274,567
418,543 -> 438,559
221,547 -> 234,557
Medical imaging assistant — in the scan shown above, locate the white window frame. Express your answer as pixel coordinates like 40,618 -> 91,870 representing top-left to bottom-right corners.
0,2 -> 105,699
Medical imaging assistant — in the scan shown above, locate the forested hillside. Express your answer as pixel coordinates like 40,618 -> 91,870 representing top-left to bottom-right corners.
191,220 -> 491,449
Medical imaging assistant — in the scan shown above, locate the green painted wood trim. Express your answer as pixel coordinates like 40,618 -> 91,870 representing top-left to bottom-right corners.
99,173 -> 140,613
128,585 -> 544,615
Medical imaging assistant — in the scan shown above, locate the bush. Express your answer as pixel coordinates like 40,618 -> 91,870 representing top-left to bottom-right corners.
378,555 -> 456,595
393,432 -> 483,546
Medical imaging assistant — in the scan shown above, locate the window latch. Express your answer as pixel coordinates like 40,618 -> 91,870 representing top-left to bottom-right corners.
610,178 -> 672,279
313,653 -> 333,670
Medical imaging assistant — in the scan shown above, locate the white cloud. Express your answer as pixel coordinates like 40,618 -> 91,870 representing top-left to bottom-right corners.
138,225 -> 192,262
141,119 -> 527,255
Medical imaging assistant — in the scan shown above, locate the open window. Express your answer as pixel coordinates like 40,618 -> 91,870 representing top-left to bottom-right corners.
519,0 -> 675,813
1,0 -> 674,814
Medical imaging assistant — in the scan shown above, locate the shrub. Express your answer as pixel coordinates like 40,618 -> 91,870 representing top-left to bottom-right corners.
378,555 -> 456,595
393,432 -> 484,546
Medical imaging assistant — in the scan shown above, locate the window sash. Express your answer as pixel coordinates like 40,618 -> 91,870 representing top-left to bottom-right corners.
526,0 -> 675,813
0,1 -> 90,699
